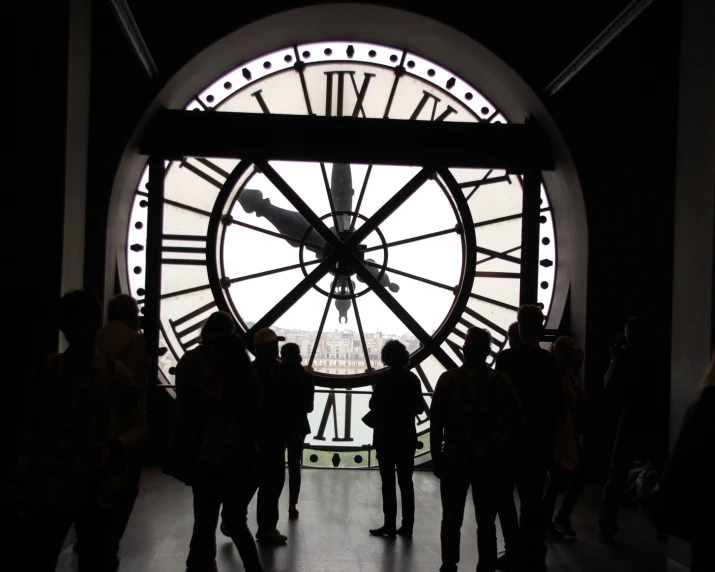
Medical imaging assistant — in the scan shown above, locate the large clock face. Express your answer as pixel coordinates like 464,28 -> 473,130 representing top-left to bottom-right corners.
125,41 -> 557,468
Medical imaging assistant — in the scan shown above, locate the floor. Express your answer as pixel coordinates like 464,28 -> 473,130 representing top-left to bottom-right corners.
57,466 -> 666,572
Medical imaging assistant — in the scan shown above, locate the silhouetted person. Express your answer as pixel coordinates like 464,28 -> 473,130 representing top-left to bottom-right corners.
252,327 -> 288,545
653,353 -> 715,571
552,346 -> 587,536
276,342 -> 314,519
507,322 -> 522,348
93,294 -> 151,550
431,328 -> 522,572
18,290 -> 146,572
368,340 -> 424,537
167,311 -> 265,572
495,305 -> 563,572
599,316 -> 665,543
543,336 -> 577,541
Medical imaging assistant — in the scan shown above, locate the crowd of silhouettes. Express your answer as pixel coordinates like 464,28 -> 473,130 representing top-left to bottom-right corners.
4,290 -> 713,572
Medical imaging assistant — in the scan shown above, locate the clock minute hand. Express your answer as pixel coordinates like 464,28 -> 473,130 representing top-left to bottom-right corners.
331,163 -> 354,233
237,188 -> 326,253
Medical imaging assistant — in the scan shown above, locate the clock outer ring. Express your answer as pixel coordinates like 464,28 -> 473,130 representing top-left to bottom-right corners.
206,160 -> 477,389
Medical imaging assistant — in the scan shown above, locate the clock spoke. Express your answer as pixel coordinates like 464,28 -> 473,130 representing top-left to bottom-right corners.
473,207 -> 551,228
349,164 -> 372,232
308,277 -> 338,370
245,253 -> 338,344
347,278 -> 372,372
228,218 -> 323,250
319,162 -> 341,231
227,259 -> 321,285
363,261 -> 454,292
362,226 -> 458,253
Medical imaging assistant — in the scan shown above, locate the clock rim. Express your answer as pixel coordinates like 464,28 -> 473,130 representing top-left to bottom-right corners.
106,3 -> 586,372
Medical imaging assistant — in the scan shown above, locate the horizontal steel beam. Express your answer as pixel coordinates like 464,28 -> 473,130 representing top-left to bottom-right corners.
140,109 -> 554,171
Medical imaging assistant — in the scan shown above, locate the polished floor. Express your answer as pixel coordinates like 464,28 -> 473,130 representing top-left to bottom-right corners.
57,466 -> 665,572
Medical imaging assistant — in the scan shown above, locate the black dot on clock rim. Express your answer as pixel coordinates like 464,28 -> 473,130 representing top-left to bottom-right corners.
263,61 -> 271,69
134,221 -> 143,229
137,288 -> 145,296
354,455 -> 363,463
139,200 -> 148,208
542,237 -> 551,246
284,54 -> 293,63
389,54 -> 398,62
368,50 -> 376,58
465,93 -> 473,100
302,50 -> 311,59
324,48 -> 332,56
309,454 -> 319,463
427,69 -> 436,77
407,60 -> 415,69
540,281 -> 549,290
206,95 -> 214,103
133,266 -> 142,275
223,81 -> 232,90
540,215 -> 547,224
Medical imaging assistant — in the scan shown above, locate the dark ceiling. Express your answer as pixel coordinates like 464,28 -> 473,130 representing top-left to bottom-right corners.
123,0 -> 635,98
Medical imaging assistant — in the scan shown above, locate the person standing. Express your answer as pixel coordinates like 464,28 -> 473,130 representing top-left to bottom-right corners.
599,316 -> 666,543
94,294 -> 151,549
18,290 -> 147,572
276,342 -> 314,520
252,327 -> 289,545
167,311 -> 265,572
367,340 -> 424,538
495,305 -> 563,572
431,328 -> 522,572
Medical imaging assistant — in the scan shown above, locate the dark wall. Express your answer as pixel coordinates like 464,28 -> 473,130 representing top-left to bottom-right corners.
9,2 -> 70,478
54,1 -> 681,475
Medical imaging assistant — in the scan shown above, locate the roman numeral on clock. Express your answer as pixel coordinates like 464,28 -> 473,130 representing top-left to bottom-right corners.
410,90 -> 458,122
314,390 -> 354,442
324,71 -> 376,117
168,301 -> 217,352
414,364 -> 434,426
179,157 -> 230,190
161,234 -> 207,266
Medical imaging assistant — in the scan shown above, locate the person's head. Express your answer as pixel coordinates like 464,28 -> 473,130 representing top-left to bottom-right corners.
517,304 -> 545,344
552,336 -> 575,371
463,327 -> 491,366
381,340 -> 409,368
281,342 -> 302,365
253,327 -> 285,360
200,311 -> 235,348
507,321 -> 522,348
697,352 -> 715,396
107,294 -> 140,331
58,290 -> 103,348
625,316 -> 648,348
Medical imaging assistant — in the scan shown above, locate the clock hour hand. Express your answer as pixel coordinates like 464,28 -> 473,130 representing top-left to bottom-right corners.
331,163 -> 354,233
237,188 -> 326,253
357,258 -> 400,292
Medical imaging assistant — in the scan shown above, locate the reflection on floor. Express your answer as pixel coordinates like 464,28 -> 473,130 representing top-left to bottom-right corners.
57,466 -> 665,572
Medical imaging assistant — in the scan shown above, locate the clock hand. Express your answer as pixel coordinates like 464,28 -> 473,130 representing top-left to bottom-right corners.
335,276 -> 353,324
237,188 -> 326,254
356,258 -> 400,292
331,163 -> 354,233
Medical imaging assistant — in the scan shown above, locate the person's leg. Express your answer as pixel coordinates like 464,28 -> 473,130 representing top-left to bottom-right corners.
395,445 -> 416,534
27,505 -> 74,572
556,461 -> 586,528
76,505 -> 120,572
222,477 -> 264,572
472,466 -> 499,572
113,461 -> 142,541
375,446 -> 398,532
515,450 -> 549,569
599,432 -> 635,539
187,477 -> 222,570
287,434 -> 305,509
439,467 -> 470,572
497,452 -> 520,559
256,438 -> 286,535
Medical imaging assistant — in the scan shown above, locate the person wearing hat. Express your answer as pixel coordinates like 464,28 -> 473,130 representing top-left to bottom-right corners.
252,327 -> 289,545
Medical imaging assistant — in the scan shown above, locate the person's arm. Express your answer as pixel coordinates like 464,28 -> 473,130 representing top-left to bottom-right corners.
429,373 -> 448,477
500,374 -> 524,445
412,371 -> 425,416
369,374 -> 385,411
303,370 -> 315,414
110,364 -> 148,462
